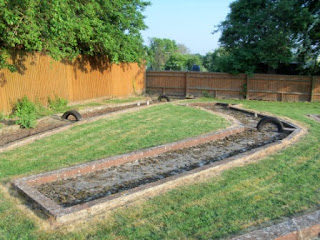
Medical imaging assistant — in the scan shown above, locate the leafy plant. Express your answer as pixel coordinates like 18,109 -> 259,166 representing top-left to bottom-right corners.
48,96 -> 68,111
13,97 -> 37,128
202,90 -> 210,98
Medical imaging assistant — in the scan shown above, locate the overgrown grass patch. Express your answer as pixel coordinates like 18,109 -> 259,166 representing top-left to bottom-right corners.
0,99 -> 319,239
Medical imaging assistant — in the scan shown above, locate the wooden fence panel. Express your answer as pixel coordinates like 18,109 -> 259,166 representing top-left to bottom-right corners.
0,52 -> 145,113
146,71 -> 186,96
146,71 -> 319,102
249,74 -> 312,102
313,76 -> 320,102
70,61 -> 145,102
0,53 -> 70,113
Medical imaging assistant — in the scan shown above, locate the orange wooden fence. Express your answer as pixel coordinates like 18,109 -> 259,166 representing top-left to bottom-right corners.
0,52 -> 145,113
146,71 -> 320,102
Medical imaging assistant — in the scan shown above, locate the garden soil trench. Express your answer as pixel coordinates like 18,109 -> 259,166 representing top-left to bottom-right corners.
13,103 -> 306,223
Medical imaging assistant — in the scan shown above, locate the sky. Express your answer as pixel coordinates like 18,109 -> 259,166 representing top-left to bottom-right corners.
141,0 -> 236,55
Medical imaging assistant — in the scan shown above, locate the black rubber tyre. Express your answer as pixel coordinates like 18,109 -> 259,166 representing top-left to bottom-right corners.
158,95 -> 170,102
257,117 -> 284,132
61,110 -> 82,121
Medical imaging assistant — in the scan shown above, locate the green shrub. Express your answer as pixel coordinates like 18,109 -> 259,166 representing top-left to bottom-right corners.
48,96 -> 68,111
13,96 -> 37,128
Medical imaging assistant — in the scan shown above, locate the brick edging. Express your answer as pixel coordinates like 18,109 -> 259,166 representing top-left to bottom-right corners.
231,210 -> 320,240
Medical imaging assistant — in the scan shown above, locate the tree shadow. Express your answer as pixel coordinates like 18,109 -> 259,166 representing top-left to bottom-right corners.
70,55 -> 113,80
8,50 -> 37,75
0,73 -> 7,87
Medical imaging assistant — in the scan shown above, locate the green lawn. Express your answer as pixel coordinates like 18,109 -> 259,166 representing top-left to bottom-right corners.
0,100 -> 319,239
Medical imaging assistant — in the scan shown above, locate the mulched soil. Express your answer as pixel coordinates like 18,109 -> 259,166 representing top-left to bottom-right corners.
0,118 -> 70,146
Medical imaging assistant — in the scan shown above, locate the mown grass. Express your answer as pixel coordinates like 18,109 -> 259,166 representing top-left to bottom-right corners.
0,99 -> 319,239
103,96 -> 145,104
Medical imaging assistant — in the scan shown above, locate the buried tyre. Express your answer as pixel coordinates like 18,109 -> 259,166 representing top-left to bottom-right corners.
61,110 -> 82,121
158,95 -> 170,102
257,117 -> 284,132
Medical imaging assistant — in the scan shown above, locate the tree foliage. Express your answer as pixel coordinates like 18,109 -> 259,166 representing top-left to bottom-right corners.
147,38 -> 178,70
0,0 -> 150,71
147,38 -> 204,71
215,0 -> 320,75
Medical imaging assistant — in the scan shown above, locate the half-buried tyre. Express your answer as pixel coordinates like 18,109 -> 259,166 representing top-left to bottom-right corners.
257,117 -> 284,132
158,95 -> 170,102
61,110 -> 82,121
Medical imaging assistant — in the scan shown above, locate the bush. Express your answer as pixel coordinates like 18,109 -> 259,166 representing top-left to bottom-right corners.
48,96 -> 68,111
13,96 -> 37,128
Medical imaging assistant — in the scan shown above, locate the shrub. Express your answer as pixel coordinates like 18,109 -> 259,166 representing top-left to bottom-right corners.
48,96 -> 68,111
13,96 -> 37,128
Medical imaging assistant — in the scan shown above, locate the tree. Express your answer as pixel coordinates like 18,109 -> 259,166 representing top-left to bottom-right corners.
147,38 -> 178,70
164,53 -> 187,71
185,54 -> 203,71
177,44 -> 190,55
215,0 -> 320,75
294,0 -> 320,74
0,0 -> 150,71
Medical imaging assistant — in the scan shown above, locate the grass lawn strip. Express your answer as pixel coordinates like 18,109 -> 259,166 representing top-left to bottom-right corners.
0,100 -> 319,239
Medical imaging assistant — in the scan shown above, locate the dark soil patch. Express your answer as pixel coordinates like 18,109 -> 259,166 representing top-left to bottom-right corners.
0,118 -> 70,147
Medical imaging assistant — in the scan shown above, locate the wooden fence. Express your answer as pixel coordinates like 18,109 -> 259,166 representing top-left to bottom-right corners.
0,52 -> 145,113
146,71 -> 320,102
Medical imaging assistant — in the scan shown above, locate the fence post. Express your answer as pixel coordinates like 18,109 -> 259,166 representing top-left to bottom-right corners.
245,74 -> 250,100
185,72 -> 189,97
310,76 -> 315,102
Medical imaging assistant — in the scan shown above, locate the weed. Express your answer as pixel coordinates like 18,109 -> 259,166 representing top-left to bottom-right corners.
202,90 -> 210,98
48,96 -> 68,111
13,96 -> 37,128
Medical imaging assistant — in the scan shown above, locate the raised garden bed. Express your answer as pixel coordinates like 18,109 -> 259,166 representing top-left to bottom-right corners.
13,103 -> 305,223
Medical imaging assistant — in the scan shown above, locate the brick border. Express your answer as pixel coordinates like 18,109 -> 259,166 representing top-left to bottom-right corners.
13,103 -> 306,223
231,210 -> 320,240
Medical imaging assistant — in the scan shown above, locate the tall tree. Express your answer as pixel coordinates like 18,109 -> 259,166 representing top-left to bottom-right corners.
215,0 -> 297,74
215,0 -> 320,75
147,38 -> 178,70
294,0 -> 320,74
0,0 -> 150,71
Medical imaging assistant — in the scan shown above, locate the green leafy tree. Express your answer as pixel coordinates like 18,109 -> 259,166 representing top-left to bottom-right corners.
186,54 -> 204,71
293,0 -> 320,74
0,0 -> 150,71
215,0 -> 296,74
215,0 -> 320,75
164,53 -> 187,71
147,38 -> 178,70
203,48 -> 235,73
